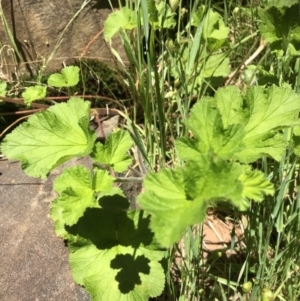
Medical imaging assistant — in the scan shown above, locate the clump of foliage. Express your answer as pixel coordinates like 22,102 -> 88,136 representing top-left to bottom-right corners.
2,64 -> 300,300
2,0 -> 300,300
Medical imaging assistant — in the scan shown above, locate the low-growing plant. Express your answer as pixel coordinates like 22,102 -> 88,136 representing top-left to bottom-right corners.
2,62 -> 300,300
2,0 -> 300,300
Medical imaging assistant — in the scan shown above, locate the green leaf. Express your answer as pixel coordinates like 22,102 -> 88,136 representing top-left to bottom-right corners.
202,53 -> 230,78
1,98 -> 96,178
237,132 -> 286,163
22,85 -> 47,105
147,0 -> 158,23
47,66 -> 80,87
265,0 -> 299,8
50,166 -> 122,238
214,86 -> 244,128
104,7 -> 137,41
91,129 -> 133,172
184,45 -> 230,79
259,7 -> 283,44
147,1 -> 176,30
139,153 -> 274,247
176,97 -> 245,160
51,166 -> 115,225
259,5 -> 300,48
192,5 -> 229,50
234,86 -> 300,162
138,156 -> 245,247
0,80 -> 7,97
239,166 -> 274,202
293,125 -> 300,136
176,86 -> 300,163
67,209 -> 165,300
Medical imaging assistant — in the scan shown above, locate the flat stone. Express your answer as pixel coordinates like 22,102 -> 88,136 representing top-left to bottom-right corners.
0,0 -> 124,77
0,158 -> 91,301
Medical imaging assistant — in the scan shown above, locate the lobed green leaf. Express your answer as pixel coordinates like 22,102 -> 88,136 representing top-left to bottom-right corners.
104,7 -> 137,41
265,0 -> 299,8
68,209 -> 165,300
48,65 -> 80,87
147,0 -> 176,30
259,4 -> 300,51
191,5 -> 229,51
1,98 -> 96,178
235,86 -> 300,162
22,85 -> 47,105
50,166 -> 123,238
138,155 -> 247,247
91,129 -> 133,173
204,85 -> 300,162
239,166 -> 274,202
176,96 -> 245,160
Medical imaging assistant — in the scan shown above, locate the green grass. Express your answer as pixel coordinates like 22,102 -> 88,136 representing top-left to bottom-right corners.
2,0 -> 300,300
111,1 -> 300,300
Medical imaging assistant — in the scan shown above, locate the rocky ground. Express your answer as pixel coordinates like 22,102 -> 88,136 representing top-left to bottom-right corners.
0,158 -> 91,301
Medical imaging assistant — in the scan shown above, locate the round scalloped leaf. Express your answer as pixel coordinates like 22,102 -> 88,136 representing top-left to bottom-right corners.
48,65 -> 80,87
138,155 -> 246,247
234,86 -> 300,162
1,98 -> 96,178
22,85 -> 47,105
67,209 -> 165,300
104,7 -> 137,41
176,96 -> 245,160
50,166 -> 123,238
91,129 -> 133,172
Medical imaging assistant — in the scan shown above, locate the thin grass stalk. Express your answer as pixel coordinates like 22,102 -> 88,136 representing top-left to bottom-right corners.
269,157 -> 299,296
147,2 -> 169,165
130,3 -> 158,168
247,137 -> 299,300
118,36 -> 152,169
120,1 -> 170,168
0,1 -> 22,62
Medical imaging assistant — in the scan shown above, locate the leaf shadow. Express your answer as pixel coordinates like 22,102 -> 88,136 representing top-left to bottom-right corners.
65,195 -> 154,250
110,254 -> 150,293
